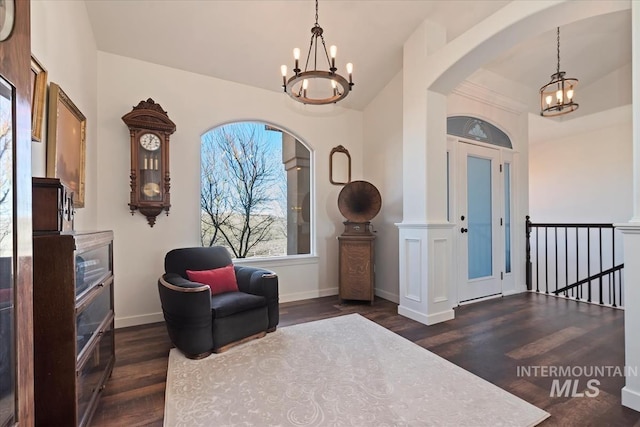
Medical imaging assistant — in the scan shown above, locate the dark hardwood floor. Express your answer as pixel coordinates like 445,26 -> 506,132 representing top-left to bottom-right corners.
91,293 -> 640,426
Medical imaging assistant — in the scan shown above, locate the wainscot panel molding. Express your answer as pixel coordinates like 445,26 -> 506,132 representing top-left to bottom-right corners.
397,223 -> 455,325
615,223 -> 640,412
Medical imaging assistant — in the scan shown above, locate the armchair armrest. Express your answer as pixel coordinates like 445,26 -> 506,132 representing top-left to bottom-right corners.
158,273 -> 214,357
234,266 -> 279,330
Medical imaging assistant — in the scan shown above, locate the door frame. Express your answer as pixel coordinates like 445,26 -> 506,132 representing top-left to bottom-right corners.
447,136 -> 515,305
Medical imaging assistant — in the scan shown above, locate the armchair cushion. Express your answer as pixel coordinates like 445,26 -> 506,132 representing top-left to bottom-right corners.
211,292 -> 266,318
186,265 -> 239,295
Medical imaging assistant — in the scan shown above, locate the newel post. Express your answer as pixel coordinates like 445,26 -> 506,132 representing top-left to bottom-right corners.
525,215 -> 532,291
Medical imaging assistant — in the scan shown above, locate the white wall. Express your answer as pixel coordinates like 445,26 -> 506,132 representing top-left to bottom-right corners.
573,64 -> 632,120
31,0 -> 98,230
97,52 -> 363,327
363,71 -> 403,303
529,109 -> 632,223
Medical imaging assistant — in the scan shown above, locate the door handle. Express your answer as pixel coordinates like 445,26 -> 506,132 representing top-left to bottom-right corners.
460,227 -> 468,233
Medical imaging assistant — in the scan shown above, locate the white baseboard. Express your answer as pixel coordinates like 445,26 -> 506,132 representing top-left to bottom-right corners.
398,305 -> 455,326
116,286 -> 386,328
622,386 -> 640,412
426,309 -> 455,325
279,287 -> 338,303
115,312 -> 164,329
375,288 -> 399,304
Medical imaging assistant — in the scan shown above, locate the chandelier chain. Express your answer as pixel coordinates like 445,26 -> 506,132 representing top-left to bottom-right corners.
556,27 -> 560,75
305,34 -> 314,71
319,36 -> 332,74
315,0 -> 319,25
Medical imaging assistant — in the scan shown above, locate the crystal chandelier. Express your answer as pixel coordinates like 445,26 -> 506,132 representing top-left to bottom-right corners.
280,0 -> 353,105
540,27 -> 579,117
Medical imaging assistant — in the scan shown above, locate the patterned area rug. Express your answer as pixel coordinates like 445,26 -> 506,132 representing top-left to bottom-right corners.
164,314 -> 550,426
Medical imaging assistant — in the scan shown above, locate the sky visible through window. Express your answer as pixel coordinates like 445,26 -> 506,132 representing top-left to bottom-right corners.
200,121 -> 299,258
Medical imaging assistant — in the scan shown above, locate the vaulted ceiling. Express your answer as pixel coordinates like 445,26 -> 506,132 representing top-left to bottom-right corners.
85,1 -> 631,113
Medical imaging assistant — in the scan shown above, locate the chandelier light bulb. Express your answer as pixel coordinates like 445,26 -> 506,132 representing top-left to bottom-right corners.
545,95 -> 552,106
302,79 -> 309,90
293,48 -> 301,73
281,65 -> 288,88
556,90 -> 563,103
567,88 -> 574,100
330,45 -> 337,70
346,63 -> 353,86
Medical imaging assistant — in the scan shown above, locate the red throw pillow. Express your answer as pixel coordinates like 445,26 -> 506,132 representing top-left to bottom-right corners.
186,265 -> 239,296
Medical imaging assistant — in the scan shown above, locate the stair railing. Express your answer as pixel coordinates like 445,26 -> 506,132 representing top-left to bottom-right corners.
525,216 -> 624,308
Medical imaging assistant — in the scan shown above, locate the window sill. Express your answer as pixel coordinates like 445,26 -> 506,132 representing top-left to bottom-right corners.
232,254 -> 319,268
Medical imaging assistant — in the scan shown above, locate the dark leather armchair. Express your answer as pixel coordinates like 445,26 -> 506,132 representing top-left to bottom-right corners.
158,246 -> 279,358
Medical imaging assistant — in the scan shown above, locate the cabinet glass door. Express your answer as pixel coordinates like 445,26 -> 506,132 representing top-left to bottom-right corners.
0,76 -> 15,426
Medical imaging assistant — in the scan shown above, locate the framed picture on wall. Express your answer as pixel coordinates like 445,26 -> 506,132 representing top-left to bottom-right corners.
30,55 -> 47,142
46,82 -> 86,208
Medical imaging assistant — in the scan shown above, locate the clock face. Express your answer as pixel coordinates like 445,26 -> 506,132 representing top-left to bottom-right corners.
139,132 -> 161,151
142,182 -> 161,198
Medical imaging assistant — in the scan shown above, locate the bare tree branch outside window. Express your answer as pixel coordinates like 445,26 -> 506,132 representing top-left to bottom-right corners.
0,99 -> 12,249
200,122 -> 287,258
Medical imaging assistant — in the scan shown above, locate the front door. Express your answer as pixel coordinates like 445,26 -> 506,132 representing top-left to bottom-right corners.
457,142 -> 502,302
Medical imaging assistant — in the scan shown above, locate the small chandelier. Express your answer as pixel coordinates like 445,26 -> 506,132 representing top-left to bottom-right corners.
280,0 -> 353,105
540,27 -> 579,117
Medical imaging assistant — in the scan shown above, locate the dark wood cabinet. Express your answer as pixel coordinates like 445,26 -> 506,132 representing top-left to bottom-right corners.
32,177 -> 75,234
33,231 -> 115,427
338,222 -> 375,304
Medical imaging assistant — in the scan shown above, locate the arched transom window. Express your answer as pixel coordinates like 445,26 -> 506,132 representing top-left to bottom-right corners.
447,116 -> 512,149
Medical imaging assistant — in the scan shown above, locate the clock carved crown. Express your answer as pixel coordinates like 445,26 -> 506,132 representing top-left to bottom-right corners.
122,99 -> 176,227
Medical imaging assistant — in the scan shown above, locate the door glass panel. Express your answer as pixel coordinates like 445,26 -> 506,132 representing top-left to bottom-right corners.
504,162 -> 511,273
467,155 -> 492,279
0,76 -> 15,426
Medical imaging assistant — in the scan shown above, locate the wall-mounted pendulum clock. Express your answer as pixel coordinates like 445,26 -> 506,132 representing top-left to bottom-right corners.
122,99 -> 176,227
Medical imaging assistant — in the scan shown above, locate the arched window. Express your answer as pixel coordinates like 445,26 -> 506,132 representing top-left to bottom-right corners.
200,121 -> 311,259
447,116 -> 512,149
